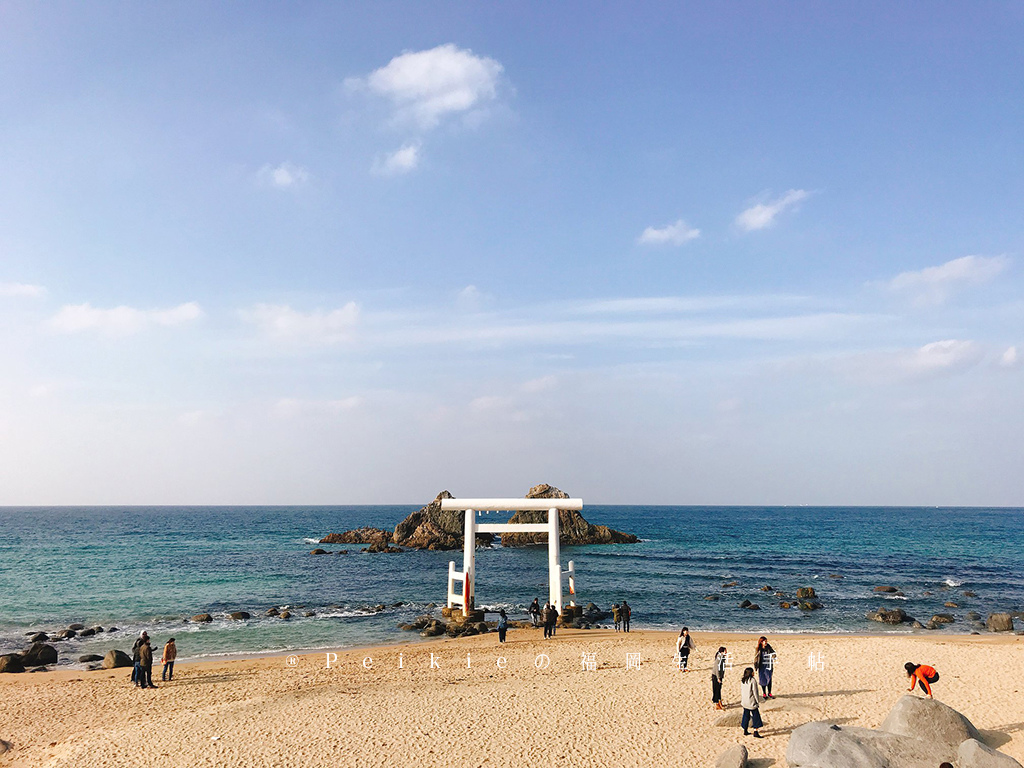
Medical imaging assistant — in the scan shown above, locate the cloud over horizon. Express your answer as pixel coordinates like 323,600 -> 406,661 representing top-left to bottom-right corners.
50,302 -> 203,335
241,303 -> 360,345
0,282 -> 47,298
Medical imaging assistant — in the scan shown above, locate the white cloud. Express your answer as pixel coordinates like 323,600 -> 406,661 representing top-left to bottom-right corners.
522,375 -> 558,393
735,189 -> 809,231
257,162 -> 311,189
0,282 -> 46,298
456,285 -> 488,312
571,295 -> 809,315
999,346 -> 1019,368
372,143 -> 420,176
347,43 -> 505,130
637,220 -> 700,246
273,397 -> 363,418
50,302 -> 202,336
903,339 -> 982,375
884,255 -> 1010,306
241,303 -> 360,345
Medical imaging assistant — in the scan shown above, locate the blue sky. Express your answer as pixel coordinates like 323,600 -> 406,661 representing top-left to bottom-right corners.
1,3 -> 1022,505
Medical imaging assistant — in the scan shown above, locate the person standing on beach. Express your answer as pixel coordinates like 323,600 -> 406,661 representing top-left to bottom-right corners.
675,627 -> 695,672
611,603 -> 622,632
754,636 -> 775,698
740,667 -> 764,738
161,637 -> 177,681
712,646 -> 728,710
131,631 -> 147,687
529,598 -> 541,627
497,609 -> 508,643
621,600 -> 631,633
542,602 -> 554,639
138,635 -> 156,689
904,662 -> 939,698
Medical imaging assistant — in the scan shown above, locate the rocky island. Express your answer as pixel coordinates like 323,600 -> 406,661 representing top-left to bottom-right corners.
319,484 -> 638,551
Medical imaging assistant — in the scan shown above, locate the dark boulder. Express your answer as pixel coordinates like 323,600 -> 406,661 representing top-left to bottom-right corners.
192,613 -> 213,623
987,613 -> 1014,632
229,611 -> 250,621
799,600 -> 823,611
867,608 -> 911,624
931,613 -> 955,624
796,587 -> 817,599
68,623 -> 85,631
55,629 -> 76,640
310,548 -> 330,555
78,627 -> 96,637
874,586 -> 899,593
102,649 -> 132,669
278,611 -> 291,619
0,654 -> 25,673
320,526 -> 393,546
28,632 -> 48,643
266,607 -> 280,616
22,643 -> 57,666
79,654 -> 104,663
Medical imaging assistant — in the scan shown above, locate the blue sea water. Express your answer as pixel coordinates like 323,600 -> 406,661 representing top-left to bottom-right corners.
1,505 -> 1022,666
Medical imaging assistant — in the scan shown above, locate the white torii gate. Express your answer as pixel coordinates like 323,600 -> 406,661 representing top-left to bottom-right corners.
441,497 -> 582,615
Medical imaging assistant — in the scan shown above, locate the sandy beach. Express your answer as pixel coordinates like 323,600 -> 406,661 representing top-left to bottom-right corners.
2,629 -> 1022,767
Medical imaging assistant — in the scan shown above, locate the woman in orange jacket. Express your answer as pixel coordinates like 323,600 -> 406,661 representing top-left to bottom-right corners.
904,662 -> 939,698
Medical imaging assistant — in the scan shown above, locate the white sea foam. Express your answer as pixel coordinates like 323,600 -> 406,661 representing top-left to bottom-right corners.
944,578 -> 963,587
303,537 -> 321,544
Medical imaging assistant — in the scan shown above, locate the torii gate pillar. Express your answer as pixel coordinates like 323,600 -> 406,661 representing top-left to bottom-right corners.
547,508 -> 560,610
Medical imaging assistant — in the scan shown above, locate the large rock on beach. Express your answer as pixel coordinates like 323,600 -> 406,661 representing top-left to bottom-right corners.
880,695 -> 981,755
715,743 -> 748,768
0,654 -> 26,674
500,485 -> 638,546
786,721 -> 939,767
958,738 -> 1024,768
102,649 -> 132,669
68,623 -> 85,631
229,611 -> 251,621
21,643 -> 57,666
987,613 -> 1015,632
55,629 -> 77,640
192,613 -> 213,623
28,632 -> 48,643
79,654 -> 104,663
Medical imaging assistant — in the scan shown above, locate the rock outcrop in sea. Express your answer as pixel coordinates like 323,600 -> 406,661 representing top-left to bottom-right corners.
499,484 -> 639,546
319,485 -> 637,550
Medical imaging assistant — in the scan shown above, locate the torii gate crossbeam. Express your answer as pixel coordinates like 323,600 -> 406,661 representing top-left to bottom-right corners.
441,497 -> 583,615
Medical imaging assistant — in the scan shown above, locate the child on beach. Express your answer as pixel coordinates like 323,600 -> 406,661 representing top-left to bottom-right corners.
712,646 -> 727,710
162,637 -> 176,681
740,667 -> 764,738
675,627 -> 695,671
905,662 -> 939,698
497,610 -> 508,643
754,636 -> 776,699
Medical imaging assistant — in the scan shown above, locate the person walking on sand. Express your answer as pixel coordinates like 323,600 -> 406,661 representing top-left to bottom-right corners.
611,603 -> 622,632
138,635 -> 156,689
131,631 -> 147,687
529,598 -> 541,627
905,662 -> 939,698
754,636 -> 776,699
740,667 -> 764,738
497,609 -> 509,643
712,646 -> 728,710
676,627 -> 695,672
621,600 -> 631,633
161,637 -> 177,681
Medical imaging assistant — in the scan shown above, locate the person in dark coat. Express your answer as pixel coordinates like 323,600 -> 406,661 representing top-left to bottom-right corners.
131,631 -> 148,687
754,636 -> 776,699
528,598 -> 541,627
621,600 -> 632,632
497,609 -> 508,643
542,602 -> 556,639
138,636 -> 156,689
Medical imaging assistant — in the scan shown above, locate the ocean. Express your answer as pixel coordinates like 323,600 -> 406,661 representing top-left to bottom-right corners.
1,505 -> 1022,666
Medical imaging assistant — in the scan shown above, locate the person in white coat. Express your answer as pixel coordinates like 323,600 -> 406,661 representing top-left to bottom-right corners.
740,667 -> 764,738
